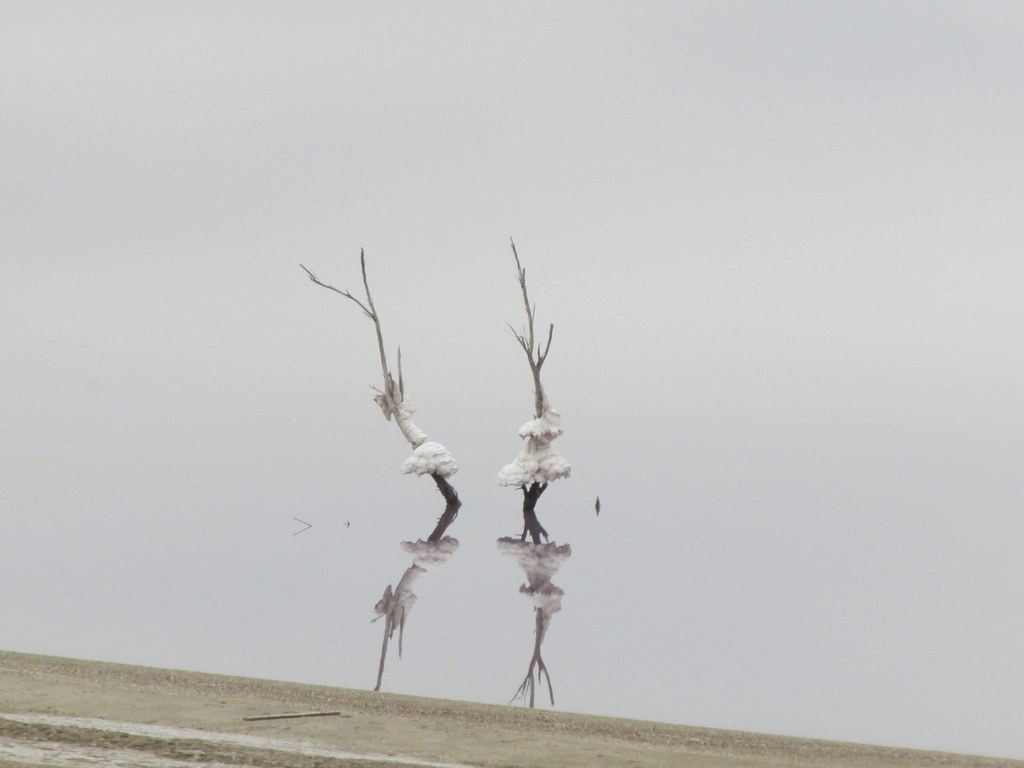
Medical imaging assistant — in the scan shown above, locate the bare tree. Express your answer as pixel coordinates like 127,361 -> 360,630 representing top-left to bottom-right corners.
302,252 -> 461,691
498,240 -> 571,544
497,239 -> 573,707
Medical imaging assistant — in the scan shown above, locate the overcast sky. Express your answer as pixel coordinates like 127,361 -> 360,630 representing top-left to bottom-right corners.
3,1 -> 1024,760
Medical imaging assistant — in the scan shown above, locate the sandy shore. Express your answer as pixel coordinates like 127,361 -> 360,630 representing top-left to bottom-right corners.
1,651 -> 1017,768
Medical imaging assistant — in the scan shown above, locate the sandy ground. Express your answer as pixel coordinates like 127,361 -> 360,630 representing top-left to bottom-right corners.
0,651 -> 1018,768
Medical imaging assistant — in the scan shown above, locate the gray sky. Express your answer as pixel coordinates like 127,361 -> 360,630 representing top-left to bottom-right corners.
3,1 -> 1023,760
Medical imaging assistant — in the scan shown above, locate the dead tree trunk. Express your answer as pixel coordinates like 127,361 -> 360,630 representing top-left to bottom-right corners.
520,482 -> 549,544
427,473 -> 461,542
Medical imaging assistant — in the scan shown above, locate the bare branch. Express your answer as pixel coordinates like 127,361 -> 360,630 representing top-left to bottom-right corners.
397,346 -> 405,400
301,253 -> 401,422
360,250 -> 375,314
357,250 -> 395,410
539,323 -> 554,365
506,240 -> 554,419
510,237 -> 524,280
510,240 -> 535,347
300,263 -> 375,319
505,321 -> 528,350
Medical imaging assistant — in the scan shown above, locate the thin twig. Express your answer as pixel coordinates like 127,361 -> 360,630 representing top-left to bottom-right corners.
243,711 -> 342,722
300,263 -> 373,318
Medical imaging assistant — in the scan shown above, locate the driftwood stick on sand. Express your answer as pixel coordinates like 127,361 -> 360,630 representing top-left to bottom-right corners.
242,711 -> 342,721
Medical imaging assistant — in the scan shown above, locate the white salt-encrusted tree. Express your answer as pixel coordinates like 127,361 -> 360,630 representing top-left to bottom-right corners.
497,240 -> 571,545
497,239 -> 573,707
302,252 -> 461,692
